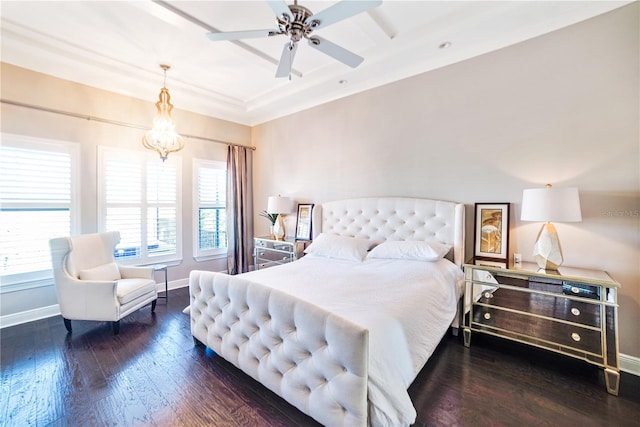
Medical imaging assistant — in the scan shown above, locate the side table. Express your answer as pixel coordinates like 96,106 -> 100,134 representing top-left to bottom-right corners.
151,264 -> 168,302
463,260 -> 621,395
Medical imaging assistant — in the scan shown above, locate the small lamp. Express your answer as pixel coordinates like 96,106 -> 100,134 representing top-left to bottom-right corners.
267,196 -> 291,240
521,184 -> 582,270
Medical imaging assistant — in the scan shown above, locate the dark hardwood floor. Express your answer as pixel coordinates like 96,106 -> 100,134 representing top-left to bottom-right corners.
1,287 -> 638,426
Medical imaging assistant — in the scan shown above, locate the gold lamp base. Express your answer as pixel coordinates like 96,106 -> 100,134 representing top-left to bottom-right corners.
533,222 -> 564,270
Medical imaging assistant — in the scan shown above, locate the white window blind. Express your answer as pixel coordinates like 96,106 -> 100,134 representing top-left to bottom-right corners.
0,134 -> 79,285
99,147 -> 181,264
193,159 -> 227,260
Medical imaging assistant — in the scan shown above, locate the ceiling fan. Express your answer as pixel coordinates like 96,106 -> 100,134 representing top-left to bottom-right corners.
206,0 -> 382,78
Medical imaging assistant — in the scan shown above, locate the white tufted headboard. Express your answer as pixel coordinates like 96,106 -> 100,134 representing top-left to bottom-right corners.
311,197 -> 465,267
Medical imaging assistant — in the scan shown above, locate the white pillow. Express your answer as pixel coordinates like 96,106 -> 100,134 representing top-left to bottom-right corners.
79,262 -> 122,281
367,240 -> 452,262
304,233 -> 373,262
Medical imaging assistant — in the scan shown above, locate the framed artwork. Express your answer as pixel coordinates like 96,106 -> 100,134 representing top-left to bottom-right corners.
474,203 -> 510,263
295,203 -> 313,241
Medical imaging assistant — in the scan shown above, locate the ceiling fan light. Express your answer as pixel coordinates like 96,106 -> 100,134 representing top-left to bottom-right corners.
142,65 -> 184,161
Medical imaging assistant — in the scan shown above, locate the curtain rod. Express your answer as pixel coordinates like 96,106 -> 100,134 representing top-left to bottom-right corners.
0,99 -> 256,151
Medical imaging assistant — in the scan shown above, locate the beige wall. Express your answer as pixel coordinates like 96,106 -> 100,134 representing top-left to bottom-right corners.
0,62 -> 251,317
252,4 -> 640,357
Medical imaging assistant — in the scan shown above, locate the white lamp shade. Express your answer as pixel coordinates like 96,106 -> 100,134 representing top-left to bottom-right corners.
266,196 -> 291,214
521,187 -> 582,223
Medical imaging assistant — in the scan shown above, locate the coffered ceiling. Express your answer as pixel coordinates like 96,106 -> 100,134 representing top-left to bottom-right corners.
0,1 -> 630,125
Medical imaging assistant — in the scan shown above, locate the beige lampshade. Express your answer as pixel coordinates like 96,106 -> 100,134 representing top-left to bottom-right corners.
521,185 -> 582,270
266,196 -> 291,214
521,186 -> 582,222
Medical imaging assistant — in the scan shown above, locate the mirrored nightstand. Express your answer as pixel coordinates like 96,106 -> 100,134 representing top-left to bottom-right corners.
253,236 -> 307,270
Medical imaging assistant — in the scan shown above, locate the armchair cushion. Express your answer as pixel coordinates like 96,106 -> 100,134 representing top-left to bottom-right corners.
116,278 -> 157,305
119,265 -> 154,280
79,262 -> 122,281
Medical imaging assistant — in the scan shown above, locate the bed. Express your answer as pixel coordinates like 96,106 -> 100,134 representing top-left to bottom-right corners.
189,197 -> 465,426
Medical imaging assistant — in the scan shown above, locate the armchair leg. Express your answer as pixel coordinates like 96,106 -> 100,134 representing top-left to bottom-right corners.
112,320 -> 120,335
151,299 -> 157,313
63,318 -> 72,333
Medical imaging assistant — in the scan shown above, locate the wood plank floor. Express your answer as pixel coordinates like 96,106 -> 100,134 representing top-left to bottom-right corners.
1,286 -> 638,426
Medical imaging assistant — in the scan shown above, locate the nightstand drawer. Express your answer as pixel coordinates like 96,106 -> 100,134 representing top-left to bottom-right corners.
255,260 -> 283,269
472,306 -> 602,355
561,281 -> 601,300
477,288 -> 600,328
255,249 -> 293,263
255,239 -> 295,253
484,272 -> 602,300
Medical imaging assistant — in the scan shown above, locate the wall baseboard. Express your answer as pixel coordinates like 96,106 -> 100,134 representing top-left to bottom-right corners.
620,353 -> 640,377
0,304 -> 60,329
157,278 -> 189,294
0,280 -> 190,329
2,282 -> 640,379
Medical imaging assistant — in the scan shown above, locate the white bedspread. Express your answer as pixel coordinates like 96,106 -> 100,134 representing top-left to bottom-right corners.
242,255 -> 463,426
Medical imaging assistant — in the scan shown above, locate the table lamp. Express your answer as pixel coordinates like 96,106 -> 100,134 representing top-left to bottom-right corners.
267,196 -> 291,240
520,184 -> 582,270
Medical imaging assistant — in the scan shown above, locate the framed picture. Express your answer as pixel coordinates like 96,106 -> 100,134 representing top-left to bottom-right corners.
295,203 -> 313,241
474,203 -> 510,263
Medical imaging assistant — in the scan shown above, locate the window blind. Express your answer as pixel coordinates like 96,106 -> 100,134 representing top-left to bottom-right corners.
194,160 -> 227,258
0,136 -> 78,283
99,147 -> 181,264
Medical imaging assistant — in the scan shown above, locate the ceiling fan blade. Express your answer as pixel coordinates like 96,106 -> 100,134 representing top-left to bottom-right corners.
306,0 -> 382,30
308,36 -> 363,68
275,42 -> 298,78
267,0 -> 293,21
207,29 -> 279,41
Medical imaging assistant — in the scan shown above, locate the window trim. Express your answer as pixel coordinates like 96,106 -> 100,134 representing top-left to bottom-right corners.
0,133 -> 80,290
193,158 -> 227,261
97,146 -> 183,266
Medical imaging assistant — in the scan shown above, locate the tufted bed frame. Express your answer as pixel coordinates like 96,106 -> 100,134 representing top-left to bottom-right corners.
190,197 -> 465,426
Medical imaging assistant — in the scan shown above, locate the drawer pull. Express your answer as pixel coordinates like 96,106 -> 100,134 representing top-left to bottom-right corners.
570,286 -> 580,294
483,292 -> 492,299
571,333 -> 581,342
483,312 -> 491,320
571,307 -> 581,316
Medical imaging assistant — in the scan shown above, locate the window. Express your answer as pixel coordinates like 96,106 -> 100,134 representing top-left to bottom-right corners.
193,159 -> 227,260
0,134 -> 79,286
98,147 -> 181,265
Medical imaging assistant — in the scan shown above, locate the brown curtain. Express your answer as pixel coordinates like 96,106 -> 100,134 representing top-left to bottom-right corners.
226,145 -> 254,274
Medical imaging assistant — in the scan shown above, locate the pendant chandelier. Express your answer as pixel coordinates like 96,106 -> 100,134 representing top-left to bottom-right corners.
142,64 -> 184,161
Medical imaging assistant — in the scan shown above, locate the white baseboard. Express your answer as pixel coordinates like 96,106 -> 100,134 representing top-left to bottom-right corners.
157,278 -> 189,293
620,353 -> 640,376
0,304 -> 60,329
1,279 -> 190,329
2,285 -> 640,379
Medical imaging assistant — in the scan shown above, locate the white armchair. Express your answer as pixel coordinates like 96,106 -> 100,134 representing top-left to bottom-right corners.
49,231 -> 158,334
